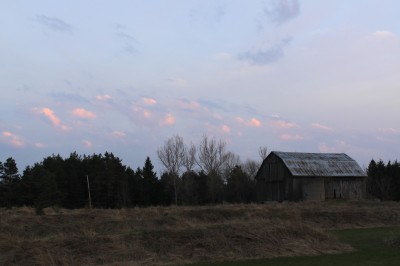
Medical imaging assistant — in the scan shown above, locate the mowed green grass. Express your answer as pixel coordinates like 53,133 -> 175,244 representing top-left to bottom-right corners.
189,226 -> 400,266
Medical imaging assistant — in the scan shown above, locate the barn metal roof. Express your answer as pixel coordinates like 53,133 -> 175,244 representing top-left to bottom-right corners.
271,151 -> 367,177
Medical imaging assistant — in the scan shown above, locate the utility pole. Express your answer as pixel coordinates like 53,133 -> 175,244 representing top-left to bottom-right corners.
86,175 -> 92,209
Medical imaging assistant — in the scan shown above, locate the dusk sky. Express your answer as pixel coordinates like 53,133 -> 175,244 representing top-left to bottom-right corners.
1,0 -> 399,172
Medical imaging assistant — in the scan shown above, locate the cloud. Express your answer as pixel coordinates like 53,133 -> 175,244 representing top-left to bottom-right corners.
177,99 -> 201,111
143,98 -> 157,106
2,131 -> 24,148
117,32 -> 137,42
39,107 -> 61,127
272,119 -> 297,129
133,106 -> 151,118
35,143 -> 45,148
376,128 -> 400,143
264,0 -> 300,26
72,108 -> 96,119
35,15 -> 73,32
238,38 -> 292,65
115,24 -> 138,54
160,114 -> 176,126
221,124 -> 231,133
96,94 -> 112,101
280,134 -> 303,141
248,118 -> 262,127
318,140 -> 350,153
236,117 -> 245,124
111,131 -> 126,138
236,117 -> 262,127
312,123 -> 332,131
373,30 -> 395,38
34,107 -> 70,130
318,142 -> 337,153
82,140 -> 92,148
378,127 -> 399,134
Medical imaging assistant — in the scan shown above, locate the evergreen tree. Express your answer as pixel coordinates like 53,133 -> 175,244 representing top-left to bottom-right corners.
63,152 -> 86,208
225,165 -> 256,203
21,163 -> 60,210
0,157 -> 21,207
142,157 -> 161,205
126,166 -> 141,207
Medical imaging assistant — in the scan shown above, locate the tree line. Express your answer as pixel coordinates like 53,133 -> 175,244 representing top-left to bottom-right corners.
2,134 -> 399,210
367,159 -> 400,201
0,135 -> 268,210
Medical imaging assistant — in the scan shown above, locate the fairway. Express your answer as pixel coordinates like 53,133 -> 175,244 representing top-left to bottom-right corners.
189,226 -> 400,266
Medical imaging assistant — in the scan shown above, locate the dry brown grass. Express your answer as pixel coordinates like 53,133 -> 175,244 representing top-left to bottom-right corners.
1,201 -> 400,265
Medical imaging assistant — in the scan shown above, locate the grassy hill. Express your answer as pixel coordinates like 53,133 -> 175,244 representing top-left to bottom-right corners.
1,201 -> 400,265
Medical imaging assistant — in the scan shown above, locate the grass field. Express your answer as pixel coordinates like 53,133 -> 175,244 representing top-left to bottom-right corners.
1,201 -> 400,265
189,226 -> 400,266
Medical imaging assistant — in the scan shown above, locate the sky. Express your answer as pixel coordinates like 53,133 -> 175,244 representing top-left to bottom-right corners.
1,0 -> 399,173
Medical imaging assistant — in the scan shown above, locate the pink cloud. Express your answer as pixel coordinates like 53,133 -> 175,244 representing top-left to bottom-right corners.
34,107 -> 70,130
221,124 -> 231,133
236,117 -> 262,127
96,94 -> 112,101
2,131 -> 24,148
2,132 -> 12,137
133,106 -> 152,119
143,98 -> 157,105
272,120 -> 297,129
248,118 -> 261,127
311,123 -> 332,131
72,108 -> 96,119
160,114 -> 176,126
40,107 -> 61,127
280,134 -> 303,141
143,110 -> 151,118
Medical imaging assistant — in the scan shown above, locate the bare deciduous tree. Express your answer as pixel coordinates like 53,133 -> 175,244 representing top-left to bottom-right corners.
242,159 -> 260,180
157,135 -> 185,205
258,146 -> 268,161
223,151 -> 241,180
183,142 -> 196,173
197,135 -> 228,175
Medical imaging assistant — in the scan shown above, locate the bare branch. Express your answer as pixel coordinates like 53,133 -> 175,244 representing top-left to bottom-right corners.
258,146 -> 268,161
183,142 -> 197,173
157,135 -> 185,176
197,135 -> 228,175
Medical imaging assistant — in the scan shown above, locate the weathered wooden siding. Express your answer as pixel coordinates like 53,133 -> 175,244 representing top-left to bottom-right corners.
325,178 -> 366,199
257,154 -> 292,201
300,177 -> 325,201
260,154 -> 285,182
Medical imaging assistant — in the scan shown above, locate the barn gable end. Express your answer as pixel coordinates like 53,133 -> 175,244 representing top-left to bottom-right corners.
255,151 -> 367,201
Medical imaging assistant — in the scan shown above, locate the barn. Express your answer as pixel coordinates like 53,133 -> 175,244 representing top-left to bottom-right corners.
255,151 -> 367,201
